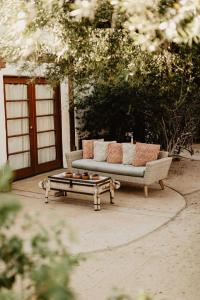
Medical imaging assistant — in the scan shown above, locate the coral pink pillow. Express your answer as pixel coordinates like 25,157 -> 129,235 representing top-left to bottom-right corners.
82,139 -> 104,159
133,142 -> 160,166
107,143 -> 123,164
82,140 -> 93,159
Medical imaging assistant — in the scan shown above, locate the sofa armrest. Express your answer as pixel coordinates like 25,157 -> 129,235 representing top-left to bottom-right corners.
144,157 -> 172,185
158,151 -> 169,159
65,150 -> 83,170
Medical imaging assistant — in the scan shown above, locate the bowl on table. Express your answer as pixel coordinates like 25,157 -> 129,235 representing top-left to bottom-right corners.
91,174 -> 100,180
82,172 -> 90,180
65,172 -> 73,178
73,173 -> 82,179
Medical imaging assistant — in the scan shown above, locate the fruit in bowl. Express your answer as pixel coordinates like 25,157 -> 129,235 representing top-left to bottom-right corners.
82,172 -> 90,180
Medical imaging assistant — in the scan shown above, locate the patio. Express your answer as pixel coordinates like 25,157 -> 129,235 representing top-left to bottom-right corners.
12,170 -> 185,254
1,2 -> 200,299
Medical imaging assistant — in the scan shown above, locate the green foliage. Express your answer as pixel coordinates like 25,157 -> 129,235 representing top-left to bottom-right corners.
0,290 -> 15,300
92,0 -> 113,28
108,289 -> 152,300
0,199 -> 20,228
76,82 -> 136,141
0,167 -> 79,300
0,165 -> 20,228
0,165 -> 13,193
76,44 -> 200,153
0,217 -> 79,299
73,30 -> 136,87
159,0 -> 178,14
108,294 -> 132,300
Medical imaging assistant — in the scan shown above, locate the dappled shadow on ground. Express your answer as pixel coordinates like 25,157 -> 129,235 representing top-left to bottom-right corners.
12,170 -> 184,254
167,159 -> 200,195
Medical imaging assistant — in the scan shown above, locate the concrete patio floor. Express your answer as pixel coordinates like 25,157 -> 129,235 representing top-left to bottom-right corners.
71,159 -> 200,300
11,158 -> 200,300
12,170 -> 185,254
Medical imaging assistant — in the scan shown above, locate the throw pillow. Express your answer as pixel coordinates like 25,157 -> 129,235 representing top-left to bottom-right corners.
122,143 -> 136,164
107,143 -> 123,164
82,139 -> 104,159
133,142 -> 160,166
93,141 -> 116,162
82,140 -> 93,159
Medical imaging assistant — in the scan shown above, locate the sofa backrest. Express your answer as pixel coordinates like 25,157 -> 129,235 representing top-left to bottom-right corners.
79,149 -> 168,159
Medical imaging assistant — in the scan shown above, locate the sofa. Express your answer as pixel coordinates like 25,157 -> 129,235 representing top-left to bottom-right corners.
65,150 -> 172,197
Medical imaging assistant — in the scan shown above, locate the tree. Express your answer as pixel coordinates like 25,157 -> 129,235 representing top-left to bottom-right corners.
72,0 -> 200,51
76,43 -> 200,154
0,0 -> 200,153
0,0 -> 117,150
0,165 -> 80,300
1,0 -> 200,81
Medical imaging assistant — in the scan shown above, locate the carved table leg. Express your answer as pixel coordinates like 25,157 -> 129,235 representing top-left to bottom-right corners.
45,180 -> 50,204
144,185 -> 148,198
110,179 -> 115,204
94,187 -> 101,211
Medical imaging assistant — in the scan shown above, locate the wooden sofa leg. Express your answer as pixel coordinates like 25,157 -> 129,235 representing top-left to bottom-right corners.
159,180 -> 164,190
144,185 -> 148,198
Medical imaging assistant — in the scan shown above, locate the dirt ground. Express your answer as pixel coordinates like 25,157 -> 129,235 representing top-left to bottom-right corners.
70,156 -> 200,300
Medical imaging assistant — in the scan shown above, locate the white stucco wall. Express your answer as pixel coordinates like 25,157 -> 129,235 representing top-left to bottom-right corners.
0,64 -> 70,168
60,79 -> 71,167
0,68 -> 7,167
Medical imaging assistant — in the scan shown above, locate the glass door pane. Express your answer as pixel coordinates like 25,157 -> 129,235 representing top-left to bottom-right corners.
9,152 -> 31,170
35,84 -> 56,164
8,135 -> 30,154
4,78 -> 62,179
6,101 -> 28,118
7,119 -> 29,136
5,83 -> 31,171
5,84 -> 28,100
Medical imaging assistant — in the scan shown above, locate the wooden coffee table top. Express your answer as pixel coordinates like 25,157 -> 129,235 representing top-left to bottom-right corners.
48,172 -> 110,186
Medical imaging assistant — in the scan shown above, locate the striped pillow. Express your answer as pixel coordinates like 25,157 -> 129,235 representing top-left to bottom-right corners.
133,142 -> 160,166
122,143 -> 135,164
107,143 -> 123,164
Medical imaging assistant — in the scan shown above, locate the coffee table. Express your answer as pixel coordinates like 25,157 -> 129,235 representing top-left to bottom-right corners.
42,173 -> 120,211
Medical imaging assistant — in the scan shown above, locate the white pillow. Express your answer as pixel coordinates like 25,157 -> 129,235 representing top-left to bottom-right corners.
122,143 -> 135,164
82,138 -> 104,159
94,141 -> 116,162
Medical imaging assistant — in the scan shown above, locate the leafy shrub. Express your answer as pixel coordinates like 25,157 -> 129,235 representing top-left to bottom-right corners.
0,166 -> 79,300
76,45 -> 200,154
76,82 -> 136,142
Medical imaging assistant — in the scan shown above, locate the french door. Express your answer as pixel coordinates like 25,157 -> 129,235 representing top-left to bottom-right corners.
4,77 -> 62,179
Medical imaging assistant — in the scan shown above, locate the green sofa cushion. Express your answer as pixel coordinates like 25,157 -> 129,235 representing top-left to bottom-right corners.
72,159 -> 145,177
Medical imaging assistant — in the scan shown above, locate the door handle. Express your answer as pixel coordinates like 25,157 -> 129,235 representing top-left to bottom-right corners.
30,125 -> 33,130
